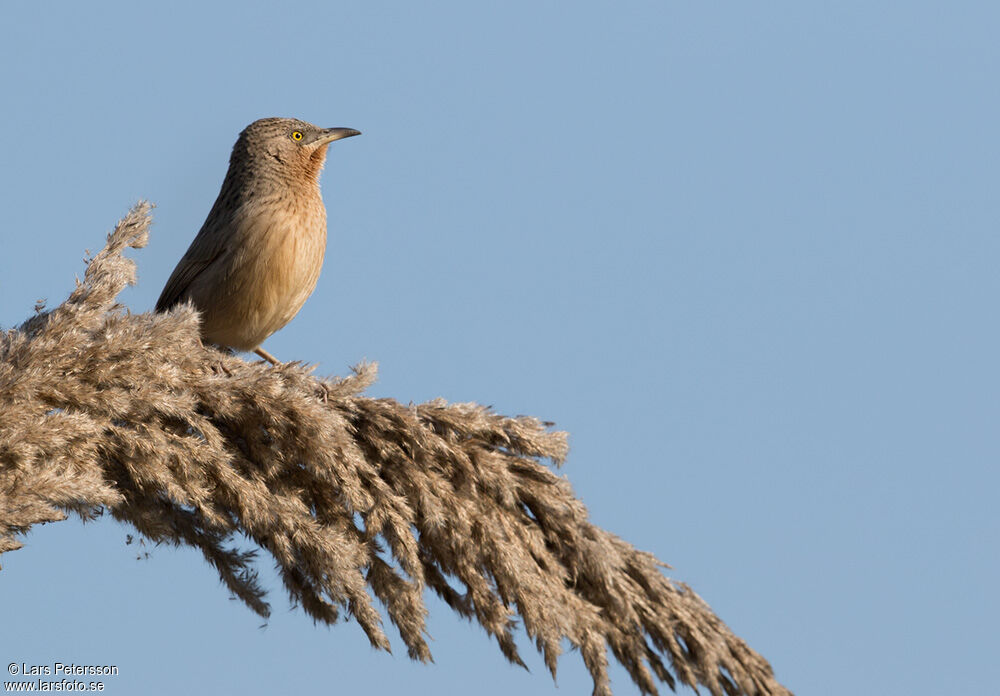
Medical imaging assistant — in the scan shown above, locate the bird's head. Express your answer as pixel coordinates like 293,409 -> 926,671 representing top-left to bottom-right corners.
231,117 -> 360,186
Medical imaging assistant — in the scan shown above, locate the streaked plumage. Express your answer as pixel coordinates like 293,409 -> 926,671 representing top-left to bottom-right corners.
156,117 -> 359,356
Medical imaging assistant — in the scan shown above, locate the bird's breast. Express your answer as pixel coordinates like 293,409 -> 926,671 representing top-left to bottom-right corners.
203,193 -> 328,349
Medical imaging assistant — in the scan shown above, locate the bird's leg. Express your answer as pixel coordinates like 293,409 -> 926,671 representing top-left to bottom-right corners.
253,348 -> 330,404
253,346 -> 327,403
254,347 -> 281,365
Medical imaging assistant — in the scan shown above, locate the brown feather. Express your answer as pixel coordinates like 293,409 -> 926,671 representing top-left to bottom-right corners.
156,117 -> 351,353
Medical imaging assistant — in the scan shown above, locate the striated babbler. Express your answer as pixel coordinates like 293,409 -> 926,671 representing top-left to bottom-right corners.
156,117 -> 360,364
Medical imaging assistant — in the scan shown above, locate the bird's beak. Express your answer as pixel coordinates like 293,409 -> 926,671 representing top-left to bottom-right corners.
314,127 -> 361,145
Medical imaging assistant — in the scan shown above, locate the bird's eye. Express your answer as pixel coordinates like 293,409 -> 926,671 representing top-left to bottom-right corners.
291,130 -> 304,141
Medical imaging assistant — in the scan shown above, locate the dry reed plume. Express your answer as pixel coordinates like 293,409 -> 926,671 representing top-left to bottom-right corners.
0,204 -> 790,696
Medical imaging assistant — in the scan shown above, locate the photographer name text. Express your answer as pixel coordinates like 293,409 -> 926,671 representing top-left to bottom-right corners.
8,665 -> 117,677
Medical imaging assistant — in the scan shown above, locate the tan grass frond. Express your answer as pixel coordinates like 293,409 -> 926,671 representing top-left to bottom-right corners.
0,204 -> 791,696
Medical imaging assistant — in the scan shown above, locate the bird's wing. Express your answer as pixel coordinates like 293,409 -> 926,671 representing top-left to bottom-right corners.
155,205 -> 232,312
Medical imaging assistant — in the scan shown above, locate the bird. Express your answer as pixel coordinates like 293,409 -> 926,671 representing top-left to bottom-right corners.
156,117 -> 360,365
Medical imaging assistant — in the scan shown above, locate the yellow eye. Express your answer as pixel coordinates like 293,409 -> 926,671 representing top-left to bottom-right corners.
291,130 -> 303,141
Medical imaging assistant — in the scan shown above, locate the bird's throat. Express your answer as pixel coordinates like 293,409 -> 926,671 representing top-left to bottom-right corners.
308,144 -> 330,180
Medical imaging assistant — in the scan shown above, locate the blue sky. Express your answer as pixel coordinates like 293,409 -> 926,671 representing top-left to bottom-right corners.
1,2 -> 997,694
